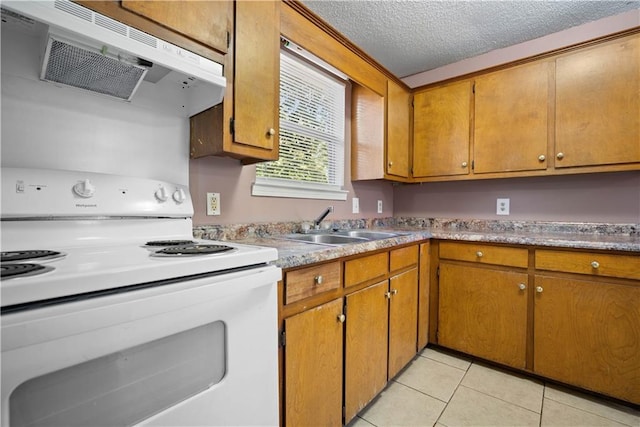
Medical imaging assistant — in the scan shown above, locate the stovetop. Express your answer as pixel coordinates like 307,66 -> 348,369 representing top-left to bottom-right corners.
0,237 -> 278,309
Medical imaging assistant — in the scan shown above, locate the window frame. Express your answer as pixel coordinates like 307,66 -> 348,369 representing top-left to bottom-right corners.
252,44 -> 348,201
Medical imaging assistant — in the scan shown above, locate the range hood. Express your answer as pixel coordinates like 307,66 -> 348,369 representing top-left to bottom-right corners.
1,0 -> 226,116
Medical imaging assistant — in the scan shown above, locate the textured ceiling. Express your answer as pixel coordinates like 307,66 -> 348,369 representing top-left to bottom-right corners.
302,1 -> 640,78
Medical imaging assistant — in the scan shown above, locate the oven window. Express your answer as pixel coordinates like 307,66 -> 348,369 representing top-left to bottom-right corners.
9,321 -> 226,426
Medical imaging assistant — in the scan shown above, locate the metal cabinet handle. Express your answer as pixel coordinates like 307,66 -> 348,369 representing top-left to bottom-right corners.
391,289 -> 398,295
385,291 -> 392,299
557,152 -> 564,160
461,161 -> 468,168
337,314 -> 346,323
314,275 -> 323,285
591,261 -> 600,269
388,161 -> 393,168
267,128 -> 276,136
536,286 -> 544,293
538,155 -> 546,162
476,251 -> 483,258
518,283 -> 526,291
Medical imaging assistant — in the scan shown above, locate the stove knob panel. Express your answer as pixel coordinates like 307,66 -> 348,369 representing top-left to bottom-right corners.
155,186 -> 169,202
173,188 -> 187,204
73,179 -> 96,198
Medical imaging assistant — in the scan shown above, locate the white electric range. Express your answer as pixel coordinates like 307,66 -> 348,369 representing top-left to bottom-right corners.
1,167 -> 281,426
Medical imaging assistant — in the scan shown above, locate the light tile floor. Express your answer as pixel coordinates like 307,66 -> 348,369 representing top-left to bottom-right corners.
349,347 -> 640,427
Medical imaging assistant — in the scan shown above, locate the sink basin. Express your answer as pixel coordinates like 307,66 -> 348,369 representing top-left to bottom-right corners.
283,234 -> 369,245
333,230 -> 399,239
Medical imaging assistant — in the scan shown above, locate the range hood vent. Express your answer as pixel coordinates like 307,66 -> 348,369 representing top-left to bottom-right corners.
41,34 -> 149,101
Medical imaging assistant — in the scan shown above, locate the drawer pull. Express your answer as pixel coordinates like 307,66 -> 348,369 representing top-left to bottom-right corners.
556,152 -> 564,160
461,161 -> 468,168
538,154 -> 546,162
314,275 -> 324,285
536,286 -> 544,293
476,251 -> 483,258
518,283 -> 526,291
591,261 -> 600,269
337,314 -> 346,323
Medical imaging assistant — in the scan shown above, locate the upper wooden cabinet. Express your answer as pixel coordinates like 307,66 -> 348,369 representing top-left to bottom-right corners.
411,31 -> 640,182
386,80 -> 411,179
121,1 -> 229,54
555,35 -> 640,168
474,61 -> 551,174
351,79 -> 412,182
190,1 -> 280,163
413,81 -> 471,178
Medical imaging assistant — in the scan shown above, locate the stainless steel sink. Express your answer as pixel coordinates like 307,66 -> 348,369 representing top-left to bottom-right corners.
332,230 -> 399,239
283,234 -> 369,245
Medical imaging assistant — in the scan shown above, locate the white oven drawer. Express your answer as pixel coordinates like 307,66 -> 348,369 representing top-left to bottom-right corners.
1,265 -> 280,427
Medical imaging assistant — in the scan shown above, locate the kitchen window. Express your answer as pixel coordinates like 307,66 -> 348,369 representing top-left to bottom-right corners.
252,43 -> 348,200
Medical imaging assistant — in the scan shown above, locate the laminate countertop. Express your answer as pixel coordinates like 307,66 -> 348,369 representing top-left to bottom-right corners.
229,227 -> 639,270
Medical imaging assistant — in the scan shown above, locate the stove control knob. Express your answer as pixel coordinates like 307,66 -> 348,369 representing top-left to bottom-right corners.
73,179 -> 95,198
173,188 -> 187,204
155,186 -> 169,202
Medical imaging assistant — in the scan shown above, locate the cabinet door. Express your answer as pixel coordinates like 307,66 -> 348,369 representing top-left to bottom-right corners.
386,80 -> 410,178
351,83 -> 385,180
413,81 -> 471,177
284,298 -> 343,427
474,61 -> 550,174
233,0 -> 280,154
344,281 -> 389,424
438,263 -> 528,369
555,35 -> 640,168
388,268 -> 419,379
418,242 -> 430,350
534,275 -> 640,404
122,1 -> 229,53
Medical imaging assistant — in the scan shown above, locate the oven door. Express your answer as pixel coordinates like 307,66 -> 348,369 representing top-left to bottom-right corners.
1,265 -> 280,427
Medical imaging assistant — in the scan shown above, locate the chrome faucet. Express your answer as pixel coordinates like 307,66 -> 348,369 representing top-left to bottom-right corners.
313,206 -> 333,229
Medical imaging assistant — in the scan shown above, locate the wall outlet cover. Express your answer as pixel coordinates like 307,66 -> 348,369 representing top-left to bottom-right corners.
352,197 -> 359,214
497,198 -> 510,215
377,200 -> 383,214
207,192 -> 220,216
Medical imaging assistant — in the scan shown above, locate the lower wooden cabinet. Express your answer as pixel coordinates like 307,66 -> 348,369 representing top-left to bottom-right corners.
435,240 -> 640,405
438,263 -> 528,369
280,243 -> 425,426
534,275 -> 640,404
284,298 -> 344,427
344,281 -> 389,423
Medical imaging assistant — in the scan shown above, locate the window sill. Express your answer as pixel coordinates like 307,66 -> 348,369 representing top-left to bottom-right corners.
252,178 -> 348,200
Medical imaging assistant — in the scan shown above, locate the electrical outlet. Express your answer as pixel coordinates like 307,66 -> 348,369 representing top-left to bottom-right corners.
352,197 -> 359,214
207,192 -> 220,215
377,200 -> 383,214
497,198 -> 510,215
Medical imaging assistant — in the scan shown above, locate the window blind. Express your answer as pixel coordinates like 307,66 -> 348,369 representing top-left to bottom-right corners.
256,50 -> 346,189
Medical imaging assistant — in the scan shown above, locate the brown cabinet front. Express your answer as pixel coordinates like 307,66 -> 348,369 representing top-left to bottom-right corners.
344,281 -> 389,424
438,263 -> 528,369
474,61 -> 551,174
534,275 -> 640,404
555,34 -> 640,168
413,81 -> 471,178
388,268 -> 419,378
121,0 -> 229,54
284,298 -> 344,427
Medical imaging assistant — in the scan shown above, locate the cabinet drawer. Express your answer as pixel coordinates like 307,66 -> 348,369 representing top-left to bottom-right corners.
439,242 -> 528,268
536,250 -> 640,280
285,262 -> 341,304
345,252 -> 389,287
390,245 -> 418,272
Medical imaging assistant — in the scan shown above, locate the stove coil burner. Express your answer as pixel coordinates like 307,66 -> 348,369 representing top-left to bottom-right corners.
145,240 -> 197,247
0,250 -> 65,263
1,263 -> 55,279
153,244 -> 234,257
